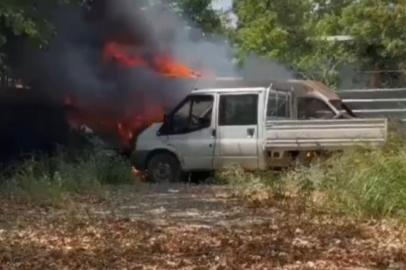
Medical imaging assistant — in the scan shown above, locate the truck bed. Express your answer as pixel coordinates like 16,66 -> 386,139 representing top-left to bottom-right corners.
265,118 -> 387,150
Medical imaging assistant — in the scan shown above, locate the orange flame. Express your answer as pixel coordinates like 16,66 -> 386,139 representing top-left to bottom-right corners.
65,98 -> 165,147
103,42 -> 201,78
103,42 -> 147,67
65,41 -> 205,148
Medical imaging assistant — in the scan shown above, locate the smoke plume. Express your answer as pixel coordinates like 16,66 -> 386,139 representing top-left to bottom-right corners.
240,54 -> 295,81
5,0 -> 240,146
5,0 -> 296,150
14,1 -> 196,107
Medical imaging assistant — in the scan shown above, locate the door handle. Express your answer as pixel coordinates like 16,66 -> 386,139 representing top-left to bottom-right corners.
247,128 -> 255,137
212,129 -> 216,137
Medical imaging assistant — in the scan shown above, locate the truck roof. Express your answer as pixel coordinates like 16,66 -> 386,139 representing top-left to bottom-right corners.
192,78 -> 340,100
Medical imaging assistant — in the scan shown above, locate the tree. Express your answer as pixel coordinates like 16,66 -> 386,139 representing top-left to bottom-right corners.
233,0 -> 312,63
0,0 -> 82,85
233,0 -> 406,87
169,0 -> 226,35
313,0 -> 406,86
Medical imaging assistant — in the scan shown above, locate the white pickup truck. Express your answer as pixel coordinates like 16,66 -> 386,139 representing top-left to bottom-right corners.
132,78 -> 388,182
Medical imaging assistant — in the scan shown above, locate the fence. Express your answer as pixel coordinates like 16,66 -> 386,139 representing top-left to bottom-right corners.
338,88 -> 406,122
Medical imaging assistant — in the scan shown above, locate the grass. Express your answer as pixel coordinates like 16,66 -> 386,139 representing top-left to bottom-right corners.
221,125 -> 406,219
0,150 -> 139,206
3,120 -> 406,219
286,139 -> 406,218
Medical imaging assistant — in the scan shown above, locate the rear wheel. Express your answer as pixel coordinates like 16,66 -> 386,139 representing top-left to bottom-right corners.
147,153 -> 181,183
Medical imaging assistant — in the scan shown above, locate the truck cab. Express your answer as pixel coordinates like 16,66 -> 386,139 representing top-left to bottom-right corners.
132,78 -> 387,182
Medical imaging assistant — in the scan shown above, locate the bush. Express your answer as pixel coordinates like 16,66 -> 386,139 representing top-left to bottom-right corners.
215,165 -> 286,205
281,130 -> 406,218
0,150 -> 138,205
216,164 -> 281,188
223,127 -> 406,219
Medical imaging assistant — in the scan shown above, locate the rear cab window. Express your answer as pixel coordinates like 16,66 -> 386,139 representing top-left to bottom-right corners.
267,90 -> 290,120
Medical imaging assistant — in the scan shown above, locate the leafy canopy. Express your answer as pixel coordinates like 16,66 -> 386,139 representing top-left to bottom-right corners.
233,0 -> 406,85
169,0 -> 226,35
0,0 -> 82,72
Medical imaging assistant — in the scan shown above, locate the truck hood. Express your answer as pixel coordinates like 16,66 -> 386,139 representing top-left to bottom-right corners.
135,123 -> 168,152
139,123 -> 163,138
135,122 -> 166,151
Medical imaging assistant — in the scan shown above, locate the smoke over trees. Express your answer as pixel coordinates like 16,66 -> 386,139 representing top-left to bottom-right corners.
4,0 -> 406,88
0,0 -> 227,81
0,0 -> 238,155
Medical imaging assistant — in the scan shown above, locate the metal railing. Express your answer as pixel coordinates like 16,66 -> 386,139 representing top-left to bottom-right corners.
338,87 -> 406,121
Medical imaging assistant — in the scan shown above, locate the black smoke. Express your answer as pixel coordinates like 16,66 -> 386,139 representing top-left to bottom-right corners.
0,0 -> 212,163
9,0 -> 199,115
0,0 -> 242,163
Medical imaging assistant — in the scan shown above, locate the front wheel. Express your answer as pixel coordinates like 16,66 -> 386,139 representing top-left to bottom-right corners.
147,153 -> 181,183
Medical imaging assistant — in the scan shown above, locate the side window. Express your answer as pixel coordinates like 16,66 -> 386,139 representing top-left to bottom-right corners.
171,95 -> 213,133
298,98 -> 336,119
219,94 -> 258,126
267,91 -> 289,119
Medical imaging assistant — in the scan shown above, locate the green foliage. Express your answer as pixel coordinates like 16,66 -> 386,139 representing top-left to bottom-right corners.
0,151 -> 138,205
169,0 -> 227,35
234,0 -> 311,63
222,125 -> 406,219
315,0 -> 406,70
0,0 -> 82,73
233,0 -> 406,86
216,165 -> 263,186
216,164 -> 282,196
279,128 -> 406,218
0,1 -> 49,46
283,146 -> 406,218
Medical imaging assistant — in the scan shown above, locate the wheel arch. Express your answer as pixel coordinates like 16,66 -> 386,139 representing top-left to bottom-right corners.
145,149 -> 182,170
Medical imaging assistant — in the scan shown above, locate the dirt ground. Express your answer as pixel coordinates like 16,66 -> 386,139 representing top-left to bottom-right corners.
0,183 -> 406,270
95,183 -> 276,227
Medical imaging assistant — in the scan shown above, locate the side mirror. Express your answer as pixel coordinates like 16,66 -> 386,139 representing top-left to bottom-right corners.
163,114 -> 171,130
158,114 -> 169,136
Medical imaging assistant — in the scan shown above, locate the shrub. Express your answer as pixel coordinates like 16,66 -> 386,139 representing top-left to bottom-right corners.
0,150 -> 138,205
223,127 -> 406,219
216,164 -> 282,188
281,131 -> 406,218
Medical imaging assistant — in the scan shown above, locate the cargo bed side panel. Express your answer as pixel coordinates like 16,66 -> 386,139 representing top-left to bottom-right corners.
265,119 -> 387,150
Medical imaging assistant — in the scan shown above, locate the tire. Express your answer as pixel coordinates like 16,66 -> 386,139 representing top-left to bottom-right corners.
147,153 -> 181,183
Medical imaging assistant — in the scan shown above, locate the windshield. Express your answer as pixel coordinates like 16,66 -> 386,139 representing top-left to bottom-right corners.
330,100 -> 356,118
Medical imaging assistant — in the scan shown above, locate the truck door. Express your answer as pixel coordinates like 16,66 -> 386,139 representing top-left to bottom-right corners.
213,93 -> 260,170
165,94 -> 216,170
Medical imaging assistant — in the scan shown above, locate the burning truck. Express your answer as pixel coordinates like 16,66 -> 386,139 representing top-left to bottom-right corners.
62,41 -> 206,152
0,0 -> 218,163
0,0 -> 387,176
